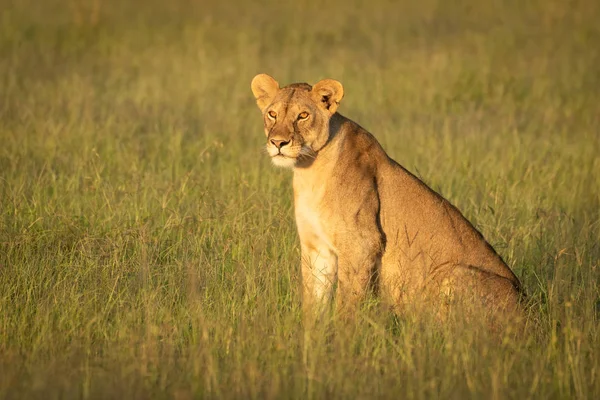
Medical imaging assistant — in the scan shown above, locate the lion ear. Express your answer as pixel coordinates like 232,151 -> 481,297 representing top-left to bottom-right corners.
311,79 -> 344,114
251,74 -> 280,111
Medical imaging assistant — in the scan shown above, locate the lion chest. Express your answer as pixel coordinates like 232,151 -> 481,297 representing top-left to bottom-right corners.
293,186 -> 336,253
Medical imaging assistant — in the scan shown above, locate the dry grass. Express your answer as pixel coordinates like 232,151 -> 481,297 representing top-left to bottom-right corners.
0,0 -> 599,398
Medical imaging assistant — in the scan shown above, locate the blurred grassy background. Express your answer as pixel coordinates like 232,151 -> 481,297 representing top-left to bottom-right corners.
0,0 -> 599,398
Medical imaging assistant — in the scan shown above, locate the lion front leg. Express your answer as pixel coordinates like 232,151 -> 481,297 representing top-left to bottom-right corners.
300,244 -> 337,327
335,243 -> 381,320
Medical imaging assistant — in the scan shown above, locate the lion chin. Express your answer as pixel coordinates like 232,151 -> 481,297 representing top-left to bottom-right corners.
270,154 -> 297,168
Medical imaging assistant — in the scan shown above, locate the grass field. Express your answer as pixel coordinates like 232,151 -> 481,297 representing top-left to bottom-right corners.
1,0 -> 599,398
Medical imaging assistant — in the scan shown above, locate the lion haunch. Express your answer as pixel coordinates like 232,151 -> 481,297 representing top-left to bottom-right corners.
251,73 -> 523,321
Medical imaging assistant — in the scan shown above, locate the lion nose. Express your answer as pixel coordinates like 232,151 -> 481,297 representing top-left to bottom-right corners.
270,139 -> 290,149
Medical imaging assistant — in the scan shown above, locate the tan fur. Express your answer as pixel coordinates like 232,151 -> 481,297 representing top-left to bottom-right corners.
251,73 -> 523,321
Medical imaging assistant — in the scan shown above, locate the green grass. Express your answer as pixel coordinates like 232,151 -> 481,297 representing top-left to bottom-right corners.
1,0 -> 599,398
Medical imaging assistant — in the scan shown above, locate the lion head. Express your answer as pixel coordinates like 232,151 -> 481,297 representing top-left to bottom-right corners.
251,73 -> 344,168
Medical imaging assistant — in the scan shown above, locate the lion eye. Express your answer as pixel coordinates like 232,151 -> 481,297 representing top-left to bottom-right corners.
298,112 -> 309,120
267,110 -> 277,119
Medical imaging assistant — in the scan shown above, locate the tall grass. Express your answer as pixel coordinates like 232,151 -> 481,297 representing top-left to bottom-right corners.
0,0 -> 599,398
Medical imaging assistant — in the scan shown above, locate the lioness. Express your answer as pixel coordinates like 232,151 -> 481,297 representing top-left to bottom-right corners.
251,73 -> 523,321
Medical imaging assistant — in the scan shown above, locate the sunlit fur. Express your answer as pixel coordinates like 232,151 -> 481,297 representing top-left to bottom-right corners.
251,75 -> 334,171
